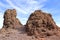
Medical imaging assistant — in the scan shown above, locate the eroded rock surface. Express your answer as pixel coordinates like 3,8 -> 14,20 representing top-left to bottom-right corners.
3,9 -> 22,29
25,10 -> 59,38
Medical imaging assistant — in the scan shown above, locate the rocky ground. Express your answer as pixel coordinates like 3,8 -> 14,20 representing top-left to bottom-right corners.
0,27 -> 38,40
0,27 -> 60,40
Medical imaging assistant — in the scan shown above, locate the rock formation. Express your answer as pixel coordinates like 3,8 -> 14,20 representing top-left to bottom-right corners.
25,10 -> 58,38
3,9 -> 22,29
0,9 -> 60,40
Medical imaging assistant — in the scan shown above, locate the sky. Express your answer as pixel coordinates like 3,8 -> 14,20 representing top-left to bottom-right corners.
0,0 -> 60,28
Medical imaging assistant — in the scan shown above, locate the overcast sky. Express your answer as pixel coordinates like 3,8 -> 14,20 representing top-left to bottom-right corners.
0,0 -> 60,28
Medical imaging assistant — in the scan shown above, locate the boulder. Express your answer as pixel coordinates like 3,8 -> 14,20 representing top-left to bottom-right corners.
3,9 -> 22,29
25,10 -> 58,38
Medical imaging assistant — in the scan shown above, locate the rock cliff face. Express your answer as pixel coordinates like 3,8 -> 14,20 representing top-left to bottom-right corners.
3,9 -> 22,29
25,10 -> 58,38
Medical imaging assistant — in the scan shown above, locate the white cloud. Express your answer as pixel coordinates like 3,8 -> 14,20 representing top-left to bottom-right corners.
17,16 -> 28,25
0,13 -> 4,29
26,0 -> 47,13
56,24 -> 60,27
20,18 -> 28,25
42,8 -> 60,14
6,0 -> 47,14
6,0 -> 27,14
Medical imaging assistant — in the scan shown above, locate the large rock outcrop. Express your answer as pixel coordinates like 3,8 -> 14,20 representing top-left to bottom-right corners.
3,9 -> 22,29
0,9 -> 60,40
25,10 -> 58,38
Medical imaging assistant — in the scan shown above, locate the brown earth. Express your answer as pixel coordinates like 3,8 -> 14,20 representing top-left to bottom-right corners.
0,9 -> 60,40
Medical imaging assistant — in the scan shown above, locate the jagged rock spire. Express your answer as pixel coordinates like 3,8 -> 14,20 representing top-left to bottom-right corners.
3,9 -> 22,29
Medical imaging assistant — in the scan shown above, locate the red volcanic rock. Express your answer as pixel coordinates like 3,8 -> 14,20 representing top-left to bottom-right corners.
3,9 -> 22,29
25,10 -> 58,38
